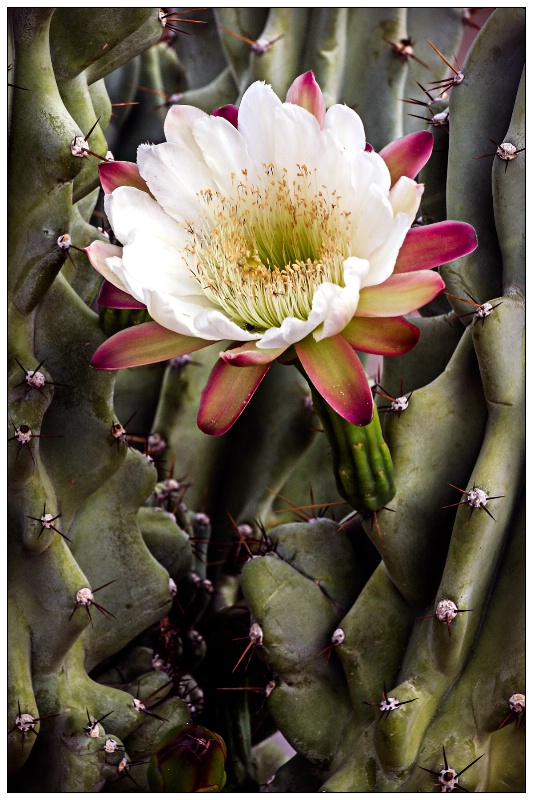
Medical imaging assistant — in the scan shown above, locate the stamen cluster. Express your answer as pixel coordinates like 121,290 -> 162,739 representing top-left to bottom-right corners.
188,165 -> 352,332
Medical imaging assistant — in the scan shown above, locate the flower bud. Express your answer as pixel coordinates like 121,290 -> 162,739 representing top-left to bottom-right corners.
147,722 -> 227,792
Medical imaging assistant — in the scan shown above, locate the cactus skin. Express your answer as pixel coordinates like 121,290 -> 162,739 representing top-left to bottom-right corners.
8,7 -> 524,794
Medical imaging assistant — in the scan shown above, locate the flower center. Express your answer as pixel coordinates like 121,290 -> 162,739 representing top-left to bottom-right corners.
186,165 -> 354,332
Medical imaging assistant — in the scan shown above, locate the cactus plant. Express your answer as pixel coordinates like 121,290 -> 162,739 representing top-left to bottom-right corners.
8,7 -> 524,793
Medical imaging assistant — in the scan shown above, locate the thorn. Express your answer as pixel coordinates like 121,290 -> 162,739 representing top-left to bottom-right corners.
384,36 -> 429,69
425,39 -> 461,75
7,65 -> 29,91
26,503 -> 71,542
69,581 -> 116,624
456,753 -> 484,778
232,623 -> 263,673
81,147 -> 111,162
84,117 -> 101,141
221,27 -> 284,55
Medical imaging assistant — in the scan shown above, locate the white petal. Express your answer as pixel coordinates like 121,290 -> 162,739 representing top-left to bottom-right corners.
350,150 -> 392,201
350,184 -> 394,257
100,257 -> 165,308
324,104 -> 366,156
258,315 -> 319,349
105,187 -> 205,300
144,289 -> 259,343
272,102 -> 325,179
316,144 -> 362,216
194,308 -> 260,341
192,115 -> 254,195
102,255 -> 140,298
343,256 -> 371,284
137,142 -> 217,226
365,150 -> 393,193
389,176 -> 423,219
104,187 -> 199,292
314,149 -> 390,240
121,231 -> 200,297
313,289 -> 357,341
313,258 -> 368,340
237,82 -> 283,166
164,104 -> 208,151
363,214 -> 413,288
86,242 -> 130,294
105,186 -> 186,248
143,289 -> 220,338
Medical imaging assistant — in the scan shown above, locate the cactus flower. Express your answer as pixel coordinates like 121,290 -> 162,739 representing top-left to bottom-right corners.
147,722 -> 227,792
88,72 -> 477,435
